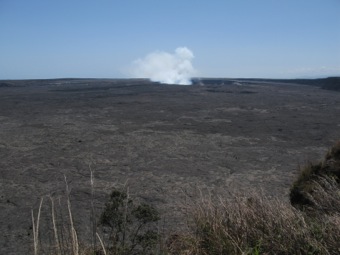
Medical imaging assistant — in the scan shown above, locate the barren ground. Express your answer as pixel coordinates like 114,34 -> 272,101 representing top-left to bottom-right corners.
0,79 -> 339,254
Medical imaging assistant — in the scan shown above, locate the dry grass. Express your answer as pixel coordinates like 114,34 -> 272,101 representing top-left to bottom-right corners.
169,185 -> 340,255
32,183 -> 340,255
30,142 -> 340,255
290,141 -> 340,210
30,174 -> 106,255
168,141 -> 340,255
31,197 -> 44,255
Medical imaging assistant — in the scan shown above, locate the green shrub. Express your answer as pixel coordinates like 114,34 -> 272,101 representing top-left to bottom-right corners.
99,189 -> 160,255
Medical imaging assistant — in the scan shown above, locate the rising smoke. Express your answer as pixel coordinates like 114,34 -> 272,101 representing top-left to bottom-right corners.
130,47 -> 196,85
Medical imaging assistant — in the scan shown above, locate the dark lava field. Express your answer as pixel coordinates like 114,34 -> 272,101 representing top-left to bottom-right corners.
1,78 -> 340,254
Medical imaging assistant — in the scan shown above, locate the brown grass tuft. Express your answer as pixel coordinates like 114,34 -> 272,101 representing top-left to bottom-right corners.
290,141 -> 340,212
170,189 -> 340,255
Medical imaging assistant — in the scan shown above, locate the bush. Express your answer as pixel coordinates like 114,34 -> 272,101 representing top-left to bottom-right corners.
99,189 -> 160,255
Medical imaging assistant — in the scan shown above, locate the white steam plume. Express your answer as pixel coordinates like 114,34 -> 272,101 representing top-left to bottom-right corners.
131,47 -> 196,85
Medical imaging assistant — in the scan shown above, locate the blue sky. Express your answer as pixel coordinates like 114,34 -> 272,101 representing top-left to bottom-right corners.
0,0 -> 339,79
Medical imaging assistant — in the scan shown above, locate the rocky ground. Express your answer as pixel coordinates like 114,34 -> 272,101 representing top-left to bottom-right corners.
0,78 -> 339,254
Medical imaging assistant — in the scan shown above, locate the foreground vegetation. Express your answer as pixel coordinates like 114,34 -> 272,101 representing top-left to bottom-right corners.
31,142 -> 340,254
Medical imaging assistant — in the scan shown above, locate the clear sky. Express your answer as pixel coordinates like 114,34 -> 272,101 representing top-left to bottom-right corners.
1,0 -> 339,79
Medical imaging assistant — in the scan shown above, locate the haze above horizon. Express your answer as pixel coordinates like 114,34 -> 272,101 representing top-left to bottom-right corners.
0,0 -> 339,80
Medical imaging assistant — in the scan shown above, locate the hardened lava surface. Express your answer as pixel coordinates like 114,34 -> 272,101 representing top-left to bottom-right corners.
0,79 -> 340,254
